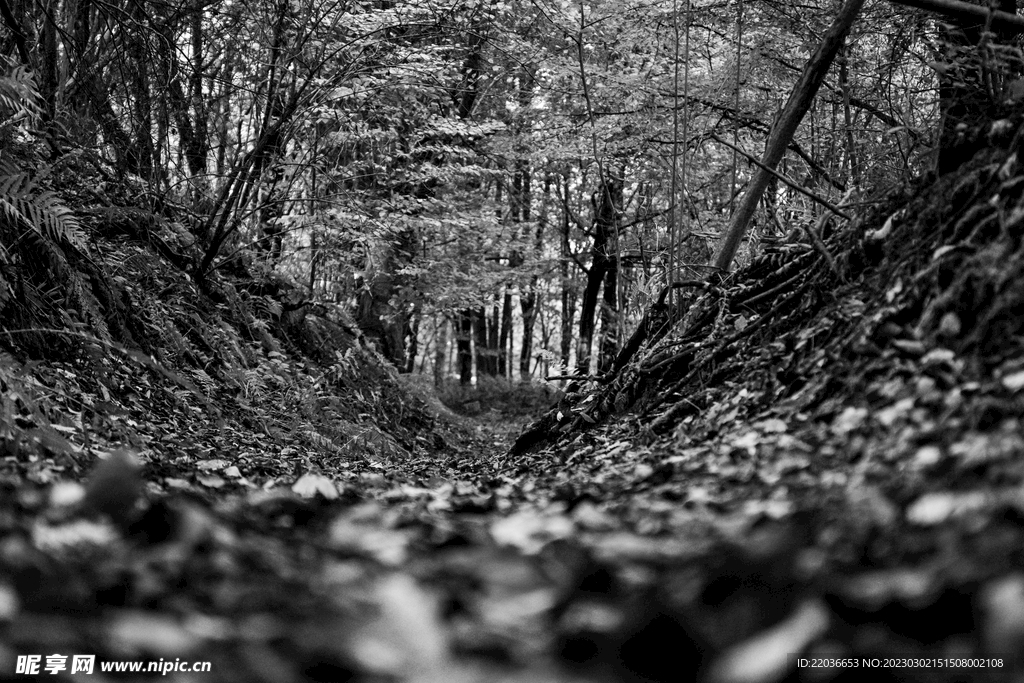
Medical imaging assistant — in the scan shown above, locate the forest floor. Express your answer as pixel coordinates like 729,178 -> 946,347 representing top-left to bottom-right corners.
4,339 -> 1024,683
6,123 -> 1024,683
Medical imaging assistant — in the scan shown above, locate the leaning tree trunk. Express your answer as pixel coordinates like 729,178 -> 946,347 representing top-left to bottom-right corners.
713,0 -> 866,273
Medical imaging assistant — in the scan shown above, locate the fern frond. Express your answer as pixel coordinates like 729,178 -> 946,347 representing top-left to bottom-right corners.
0,59 -> 41,123
0,172 -> 87,251
0,62 -> 82,252
0,269 -> 9,311
0,239 -> 10,311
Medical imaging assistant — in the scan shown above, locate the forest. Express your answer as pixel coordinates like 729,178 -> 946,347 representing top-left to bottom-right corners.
1,0 -> 955,381
3,0 -> 1024,680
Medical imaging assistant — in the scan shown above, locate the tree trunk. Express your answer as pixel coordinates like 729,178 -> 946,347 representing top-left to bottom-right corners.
598,167 -> 622,372
598,256 -> 618,373
449,24 -> 488,386
128,0 -> 155,181
537,304 -> 552,379
521,204 -> 548,381
457,310 -> 473,385
188,0 -> 208,176
80,73 -> 138,172
0,0 -> 30,64
838,42 -> 861,187
577,173 -> 622,374
404,313 -> 418,374
560,177 -> 576,369
473,307 -> 493,377
213,54 -> 235,179
433,315 -> 448,388
499,290 -> 512,377
713,0 -> 866,273
39,0 -> 58,118
520,284 -> 537,380
486,299 -> 498,376
156,15 -> 199,178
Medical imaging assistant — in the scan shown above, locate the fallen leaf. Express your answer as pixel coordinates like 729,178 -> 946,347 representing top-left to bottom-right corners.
108,611 -> 200,658
905,491 -> 989,525
491,510 -> 574,554
197,474 -> 226,489
1002,370 -> 1024,392
0,584 -> 18,621
832,407 -> 868,435
912,446 -> 943,469
758,418 -> 787,433
982,574 -> 1024,659
707,599 -> 830,683
292,473 -> 339,499
196,459 -> 230,471
351,574 -> 450,677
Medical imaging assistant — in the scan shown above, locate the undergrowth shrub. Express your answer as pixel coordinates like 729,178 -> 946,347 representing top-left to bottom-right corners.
437,376 -> 560,419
